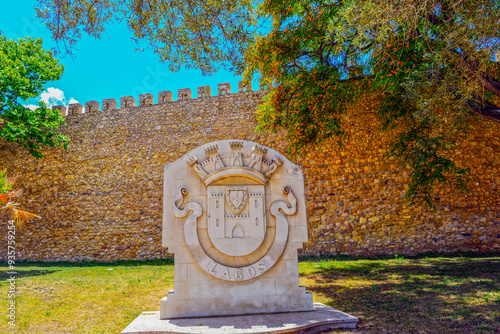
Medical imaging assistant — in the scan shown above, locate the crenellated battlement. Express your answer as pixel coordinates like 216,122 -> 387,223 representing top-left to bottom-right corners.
68,103 -> 84,115
3,73 -> 499,264
120,96 -> 136,108
178,88 -> 192,100
139,93 -> 154,106
53,80 -> 271,116
197,85 -> 211,98
85,101 -> 100,114
217,82 -> 231,96
52,105 -> 67,116
102,98 -> 117,111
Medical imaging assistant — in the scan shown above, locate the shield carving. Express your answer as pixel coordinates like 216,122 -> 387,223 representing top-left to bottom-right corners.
226,186 -> 248,213
208,184 -> 266,257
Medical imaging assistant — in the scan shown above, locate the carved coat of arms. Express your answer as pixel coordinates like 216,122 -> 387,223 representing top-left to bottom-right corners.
172,141 -> 296,281
162,140 -> 313,320
208,184 -> 265,256
225,186 -> 248,213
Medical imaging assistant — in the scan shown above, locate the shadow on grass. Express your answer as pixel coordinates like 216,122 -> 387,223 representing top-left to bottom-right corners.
306,256 -> 500,333
299,251 -> 500,263
0,270 -> 59,281
7,258 -> 174,268
309,257 -> 500,281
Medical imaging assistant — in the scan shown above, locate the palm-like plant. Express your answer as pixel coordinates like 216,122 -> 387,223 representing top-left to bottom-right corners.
0,170 -> 40,226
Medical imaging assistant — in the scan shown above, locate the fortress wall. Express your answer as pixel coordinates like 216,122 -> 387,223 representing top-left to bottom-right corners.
0,83 -> 499,262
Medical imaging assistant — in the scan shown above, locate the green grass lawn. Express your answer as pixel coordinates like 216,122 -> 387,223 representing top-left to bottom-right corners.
1,253 -> 499,334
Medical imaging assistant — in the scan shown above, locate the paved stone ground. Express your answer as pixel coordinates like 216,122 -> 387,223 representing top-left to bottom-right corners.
121,303 -> 358,334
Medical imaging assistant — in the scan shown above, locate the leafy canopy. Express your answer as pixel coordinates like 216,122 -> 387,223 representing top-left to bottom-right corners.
246,0 -> 500,206
36,0 -> 500,206
0,34 -> 68,158
36,0 -> 256,75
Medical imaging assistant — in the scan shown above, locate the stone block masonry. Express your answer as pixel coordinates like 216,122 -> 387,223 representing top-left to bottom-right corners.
0,81 -> 499,262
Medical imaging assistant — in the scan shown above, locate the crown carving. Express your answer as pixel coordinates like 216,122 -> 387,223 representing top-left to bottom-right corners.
187,142 -> 282,185
205,145 -> 219,156
264,156 -> 283,178
186,155 -> 198,167
252,145 -> 268,156
230,141 -> 244,150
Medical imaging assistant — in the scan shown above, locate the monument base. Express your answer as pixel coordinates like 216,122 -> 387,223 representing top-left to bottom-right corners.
161,288 -> 314,319
121,303 -> 358,334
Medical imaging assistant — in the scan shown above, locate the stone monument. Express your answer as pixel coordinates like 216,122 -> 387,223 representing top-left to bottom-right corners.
122,140 -> 358,333
162,140 -> 312,318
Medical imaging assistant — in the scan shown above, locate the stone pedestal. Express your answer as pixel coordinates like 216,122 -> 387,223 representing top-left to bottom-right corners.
122,140 -> 358,333
161,140 -> 312,318
121,303 -> 359,334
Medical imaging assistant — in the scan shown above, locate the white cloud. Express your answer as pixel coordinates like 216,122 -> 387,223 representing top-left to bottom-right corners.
40,87 -> 65,107
38,88 -> 85,112
68,98 -> 85,113
24,104 -> 39,111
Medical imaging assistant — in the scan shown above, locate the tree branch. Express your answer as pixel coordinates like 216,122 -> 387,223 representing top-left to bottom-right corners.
482,73 -> 500,98
465,99 -> 500,122
424,13 -> 444,26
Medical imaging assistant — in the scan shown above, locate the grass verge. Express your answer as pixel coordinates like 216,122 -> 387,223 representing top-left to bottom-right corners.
1,254 -> 499,333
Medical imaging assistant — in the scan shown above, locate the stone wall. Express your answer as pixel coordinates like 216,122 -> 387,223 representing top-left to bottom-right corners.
0,82 -> 499,262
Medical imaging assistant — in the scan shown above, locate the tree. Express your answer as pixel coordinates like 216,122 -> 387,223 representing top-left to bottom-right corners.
35,0 -> 255,75
0,34 -> 68,158
36,0 -> 500,206
245,0 -> 500,206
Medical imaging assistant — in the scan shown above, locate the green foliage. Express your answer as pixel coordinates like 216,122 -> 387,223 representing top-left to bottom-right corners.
0,170 -> 13,195
0,34 -> 68,158
36,0 -> 256,75
376,89 -> 471,208
246,1 -> 361,155
36,0 -> 500,206
244,0 -> 500,207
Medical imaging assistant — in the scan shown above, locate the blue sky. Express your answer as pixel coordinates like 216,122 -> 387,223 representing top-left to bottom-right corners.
2,1 -> 243,110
